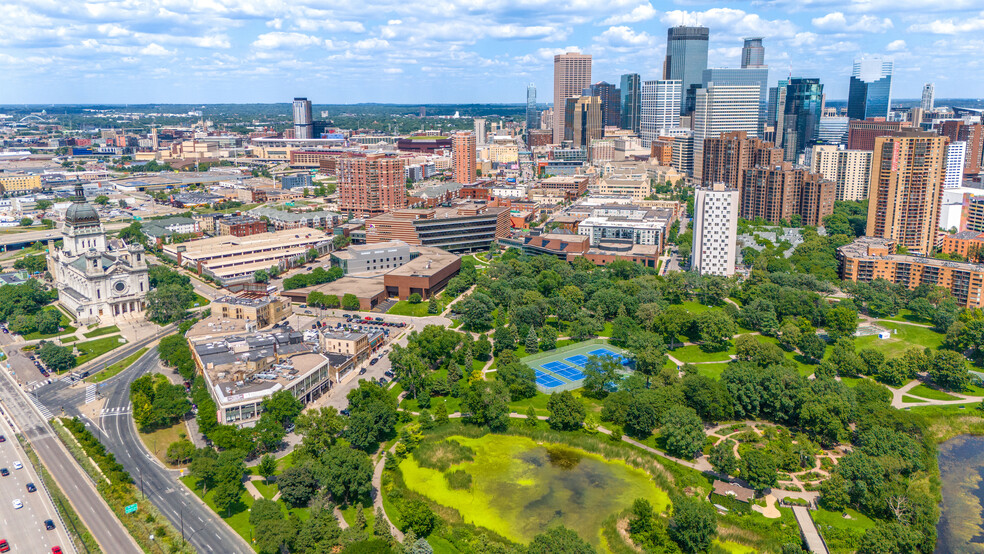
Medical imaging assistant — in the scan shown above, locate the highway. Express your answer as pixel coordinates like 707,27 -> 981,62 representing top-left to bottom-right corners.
89,350 -> 252,554
0,415 -> 74,553
0,369 -> 139,553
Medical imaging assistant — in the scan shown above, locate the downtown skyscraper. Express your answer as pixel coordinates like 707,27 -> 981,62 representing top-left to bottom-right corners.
664,26 -> 709,115
847,56 -> 894,120
553,52 -> 592,144
526,83 -> 538,131
619,73 -> 641,133
292,97 -> 313,139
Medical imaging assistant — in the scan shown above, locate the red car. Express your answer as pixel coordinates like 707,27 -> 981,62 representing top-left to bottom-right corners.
0,539 -> 9,552
52,547 -> 61,554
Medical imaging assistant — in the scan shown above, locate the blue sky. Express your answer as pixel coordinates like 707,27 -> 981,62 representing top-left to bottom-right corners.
1,0 -> 982,105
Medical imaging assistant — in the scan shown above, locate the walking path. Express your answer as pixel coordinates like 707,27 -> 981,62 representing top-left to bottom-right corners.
792,505 -> 829,553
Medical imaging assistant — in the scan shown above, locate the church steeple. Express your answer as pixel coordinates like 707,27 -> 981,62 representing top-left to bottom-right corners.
74,182 -> 85,203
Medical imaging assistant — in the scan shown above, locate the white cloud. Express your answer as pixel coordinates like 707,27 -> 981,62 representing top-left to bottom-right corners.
139,43 -> 174,56
661,8 -> 798,39
886,39 -> 907,51
594,26 -> 656,49
251,32 -> 324,50
383,68 -> 403,74
812,12 -> 893,33
908,14 -> 984,34
602,3 -> 657,25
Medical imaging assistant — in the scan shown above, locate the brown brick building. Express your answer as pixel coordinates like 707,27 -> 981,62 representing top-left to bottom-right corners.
939,121 -> 984,175
839,237 -> 984,309
940,231 -> 984,261
740,165 -> 835,226
365,203 -> 510,253
847,118 -> 908,150
337,154 -> 407,217
539,176 -> 588,196
699,131 -> 783,187
452,132 -> 477,184
217,216 -> 267,237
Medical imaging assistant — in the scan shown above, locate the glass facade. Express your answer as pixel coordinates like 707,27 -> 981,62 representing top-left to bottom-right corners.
702,68 -> 769,133
526,83 -> 538,131
781,78 -> 823,161
619,73 -> 641,133
848,75 -> 892,120
664,26 -> 709,115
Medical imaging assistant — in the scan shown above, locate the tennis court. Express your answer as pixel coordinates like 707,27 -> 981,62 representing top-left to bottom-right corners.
521,340 -> 634,393
534,369 -> 564,388
588,347 -> 632,365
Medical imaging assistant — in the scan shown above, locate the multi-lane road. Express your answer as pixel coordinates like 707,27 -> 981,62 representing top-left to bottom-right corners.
0,415 -> 74,553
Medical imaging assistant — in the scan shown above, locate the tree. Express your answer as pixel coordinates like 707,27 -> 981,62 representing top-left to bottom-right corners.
462,380 -> 510,431
212,480 -> 244,516
669,495 -> 716,553
253,269 -> 270,283
694,310 -> 737,352
624,395 -> 659,439
547,391 -> 586,431
37,342 -> 75,372
146,282 -> 195,324
258,454 -> 278,482
35,199 -> 52,211
165,440 -> 195,465
929,349 -> 969,391
249,497 -> 283,526
261,390 -> 304,429
709,440 -> 738,476
321,445 -> 373,504
19,217 -> 33,227
819,473 -> 850,512
825,306 -> 859,339
93,195 -> 110,205
583,355 -> 621,397
492,325 -> 515,354
342,293 -> 361,311
473,335 -> 492,361
661,406 -> 705,459
857,523 -> 922,554
798,333 -> 827,362
741,448 -> 778,491
460,293 -> 495,331
539,325 -> 558,351
373,507 -> 392,539
295,406 -> 346,458
400,499 -> 438,537
525,327 -> 539,354
778,320 -> 803,350
408,292 -> 422,304
325,294 -> 340,309
189,448 -> 218,495
526,526 -> 595,554
427,297 -> 439,314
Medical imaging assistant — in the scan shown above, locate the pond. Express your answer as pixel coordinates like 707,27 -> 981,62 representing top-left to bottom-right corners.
399,434 -> 670,548
937,434 -> 984,553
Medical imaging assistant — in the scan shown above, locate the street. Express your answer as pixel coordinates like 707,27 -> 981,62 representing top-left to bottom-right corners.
0,415 -> 74,553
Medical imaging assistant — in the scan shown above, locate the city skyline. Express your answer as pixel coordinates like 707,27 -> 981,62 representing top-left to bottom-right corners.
1,1 -> 981,104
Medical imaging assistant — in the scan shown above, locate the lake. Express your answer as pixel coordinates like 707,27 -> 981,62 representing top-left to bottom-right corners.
937,435 -> 984,553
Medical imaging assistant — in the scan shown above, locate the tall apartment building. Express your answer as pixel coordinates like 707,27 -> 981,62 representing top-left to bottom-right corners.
921,83 -> 935,112
699,131 -> 783,187
741,38 -> 765,68
847,56 -> 894,121
473,118 -> 487,147
944,141 -> 967,189
452,132 -> 477,184
640,80 -> 681,147
847,118 -> 908,150
741,165 -> 835,226
810,145 -> 873,201
619,73 -> 641,133
664,26 -> 709,114
692,182 -> 739,276
693,84 -> 762,181
553,52 -> 592,144
781,78 -> 823,161
865,130 -> 949,255
337,154 -> 407,217
564,96 -> 603,149
585,82 -> 620,129
292,97 -> 313,139
939,121 -> 984,175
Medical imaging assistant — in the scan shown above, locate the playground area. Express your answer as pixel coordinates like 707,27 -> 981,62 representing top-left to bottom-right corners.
521,340 -> 633,393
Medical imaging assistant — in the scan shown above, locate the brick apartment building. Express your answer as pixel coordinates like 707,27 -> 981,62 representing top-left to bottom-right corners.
337,154 -> 407,217
740,165 -> 835,226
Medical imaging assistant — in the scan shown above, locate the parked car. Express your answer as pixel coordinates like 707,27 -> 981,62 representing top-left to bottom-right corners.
0,435 -> 5,442
53,547 -> 63,554
358,368 -> 367,375
369,358 -> 378,366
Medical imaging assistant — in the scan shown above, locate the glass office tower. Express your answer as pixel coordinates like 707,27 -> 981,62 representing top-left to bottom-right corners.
619,73 -> 641,133
664,26 -> 709,115
847,56 -> 893,120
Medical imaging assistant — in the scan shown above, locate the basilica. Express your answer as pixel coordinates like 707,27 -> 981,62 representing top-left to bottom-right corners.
47,185 -> 150,325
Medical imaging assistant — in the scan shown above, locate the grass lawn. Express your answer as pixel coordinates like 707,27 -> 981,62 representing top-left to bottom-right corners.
251,479 -> 278,500
674,301 -> 717,314
190,293 -> 210,307
402,395 -> 462,415
961,382 -> 984,397
22,307 -> 77,340
597,322 -> 613,337
694,362 -> 730,380
881,309 -> 931,325
908,384 -> 960,401
61,336 -> 78,343
755,335 -> 824,377
74,335 -> 126,364
339,502 -> 375,529
902,395 -> 926,403
857,321 -> 944,358
813,507 -> 877,553
180,475 -> 255,545
138,419 -> 188,467
839,377 -> 863,388
82,325 -> 120,338
670,344 -> 733,363
386,300 -> 441,317
507,393 -> 552,417
87,347 -> 148,383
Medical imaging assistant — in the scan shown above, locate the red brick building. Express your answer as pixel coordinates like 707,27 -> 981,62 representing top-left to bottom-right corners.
217,216 -> 267,237
338,154 -> 407,217
847,118 -> 908,150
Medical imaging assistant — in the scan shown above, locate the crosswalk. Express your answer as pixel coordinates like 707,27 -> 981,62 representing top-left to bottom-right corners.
29,395 -> 53,420
85,385 -> 96,405
100,406 -> 131,416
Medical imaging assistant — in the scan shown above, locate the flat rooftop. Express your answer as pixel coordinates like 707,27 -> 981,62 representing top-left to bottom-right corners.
165,228 -> 331,259
387,250 -> 460,278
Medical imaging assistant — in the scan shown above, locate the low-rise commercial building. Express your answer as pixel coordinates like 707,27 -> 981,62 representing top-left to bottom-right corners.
248,206 -> 340,231
501,232 -> 659,268
212,295 -> 292,329
539,176 -> 588,196
382,247 -> 461,300
0,174 -> 42,193
216,216 -> 267,237
365,203 -> 510,253
140,216 -> 201,245
839,236 -> 984,308
331,241 -> 413,274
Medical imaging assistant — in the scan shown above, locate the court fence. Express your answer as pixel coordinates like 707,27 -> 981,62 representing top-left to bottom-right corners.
520,338 -> 609,364
522,339 -> 629,394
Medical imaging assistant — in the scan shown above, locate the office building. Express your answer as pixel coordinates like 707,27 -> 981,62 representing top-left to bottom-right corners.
565,96 -> 603,149
216,216 -> 267,237
212,295 -> 292,329
473,118 -> 487,147
281,173 -> 313,190
741,38 -> 765,68
818,116 -> 849,145
577,207 -> 670,250
939,121 -> 984,175
839,237 -> 984,309
848,118 -> 908,150
766,79 -> 788,144
338,154 -> 407,217
452,131 -> 477,184
945,142 -> 967,189
539,176 -> 589,196
780,78 -> 824,161
810,145 -> 873,201
702,68 -> 769,133
741,165 -> 835,226
526,83 -> 538,132
553,52 -> 593,144
585,82 -> 620,129
365,203 -> 510,253
0,174 -> 42,193
292,97 -> 313,139
664,26 -> 709,114
620,74 -> 641,133
693,84 -> 762,181
866,130 -> 949,255
847,56 -> 893,121
693,182 -> 739,276
640,80 -> 681,147
700,131 -> 783,187
922,83 -> 935,112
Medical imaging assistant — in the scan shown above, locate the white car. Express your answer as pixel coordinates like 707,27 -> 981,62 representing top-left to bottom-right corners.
12,499 -> 21,509
12,461 -> 22,470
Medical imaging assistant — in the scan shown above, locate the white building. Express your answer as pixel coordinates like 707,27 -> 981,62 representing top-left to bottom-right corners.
47,186 -> 150,325
577,206 -> 666,247
640,80 -> 681,147
810,145 -> 873,202
692,182 -> 738,276
921,83 -> 935,112
693,84 -> 761,182
474,118 -> 487,147
818,116 -> 849,145
945,141 -> 967,190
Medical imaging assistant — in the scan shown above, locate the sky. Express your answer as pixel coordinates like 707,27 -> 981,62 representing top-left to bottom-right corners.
1,0 -> 983,105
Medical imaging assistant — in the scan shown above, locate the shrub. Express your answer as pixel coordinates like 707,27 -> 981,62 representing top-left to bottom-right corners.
412,439 -> 475,472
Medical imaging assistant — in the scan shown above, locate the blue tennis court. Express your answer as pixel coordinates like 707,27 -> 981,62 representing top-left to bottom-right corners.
565,354 -> 590,367
542,360 -> 573,373
588,348 -> 632,365
551,366 -> 586,381
535,369 -> 564,388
